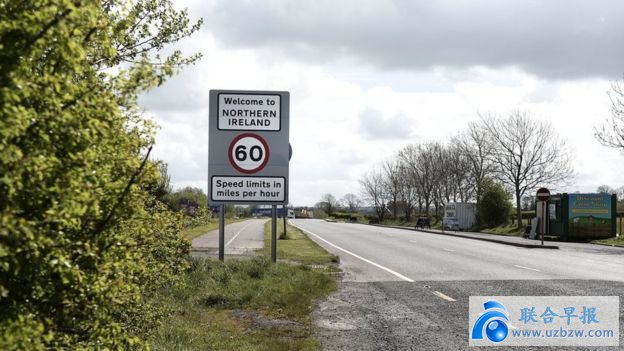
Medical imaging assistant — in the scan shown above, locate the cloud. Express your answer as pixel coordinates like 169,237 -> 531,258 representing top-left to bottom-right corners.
194,0 -> 624,80
358,108 -> 414,140
137,2 -> 624,206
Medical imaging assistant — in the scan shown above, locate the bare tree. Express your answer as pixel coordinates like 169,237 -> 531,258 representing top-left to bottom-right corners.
455,121 -> 495,204
596,81 -> 624,150
359,168 -> 388,221
399,143 -> 437,214
317,193 -> 339,216
521,195 -> 536,211
341,193 -> 362,212
397,160 -> 418,221
431,143 -> 448,217
481,111 -> 574,230
449,144 -> 475,202
596,185 -> 617,194
383,158 -> 402,218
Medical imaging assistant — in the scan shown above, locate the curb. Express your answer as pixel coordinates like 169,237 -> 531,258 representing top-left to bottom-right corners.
369,224 -> 559,249
589,241 -> 624,249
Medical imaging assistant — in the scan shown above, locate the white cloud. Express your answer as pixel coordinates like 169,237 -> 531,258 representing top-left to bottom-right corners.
139,2 -> 624,206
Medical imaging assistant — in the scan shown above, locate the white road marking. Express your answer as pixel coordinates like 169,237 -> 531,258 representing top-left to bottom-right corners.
291,222 -> 414,282
514,264 -> 541,272
225,223 -> 252,247
432,290 -> 456,302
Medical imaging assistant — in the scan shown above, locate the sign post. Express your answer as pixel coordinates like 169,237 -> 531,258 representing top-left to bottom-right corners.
208,90 -> 289,261
283,205 -> 287,239
271,205 -> 277,263
218,205 -> 225,261
536,188 -> 551,246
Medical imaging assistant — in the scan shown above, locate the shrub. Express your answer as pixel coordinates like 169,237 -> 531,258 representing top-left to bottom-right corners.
478,179 -> 513,226
0,0 -> 200,349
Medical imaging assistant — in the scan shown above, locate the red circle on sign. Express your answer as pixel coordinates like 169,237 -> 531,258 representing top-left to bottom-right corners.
228,133 -> 270,174
536,187 -> 551,201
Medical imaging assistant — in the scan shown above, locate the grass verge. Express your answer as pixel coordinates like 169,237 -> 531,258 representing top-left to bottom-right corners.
592,236 -> 624,247
151,219 -> 340,350
478,223 -> 527,236
263,220 -> 340,266
149,257 -> 336,350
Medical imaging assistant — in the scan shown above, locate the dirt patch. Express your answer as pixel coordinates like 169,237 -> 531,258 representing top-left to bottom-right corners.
230,309 -> 302,330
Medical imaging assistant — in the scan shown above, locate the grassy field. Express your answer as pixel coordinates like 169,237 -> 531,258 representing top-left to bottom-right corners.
263,220 -> 340,266
150,219 -> 339,350
180,218 -> 242,240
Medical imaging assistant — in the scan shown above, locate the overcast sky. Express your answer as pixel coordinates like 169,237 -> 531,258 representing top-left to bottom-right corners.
139,0 -> 624,206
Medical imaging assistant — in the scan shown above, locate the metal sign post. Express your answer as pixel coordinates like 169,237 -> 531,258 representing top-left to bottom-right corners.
208,90 -> 290,262
219,205 -> 225,261
271,205 -> 277,263
283,205 -> 287,238
541,202 -> 545,246
536,188 -> 551,247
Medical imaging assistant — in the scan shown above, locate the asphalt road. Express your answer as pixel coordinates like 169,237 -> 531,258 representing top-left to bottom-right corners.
290,219 -> 624,351
191,219 -> 267,256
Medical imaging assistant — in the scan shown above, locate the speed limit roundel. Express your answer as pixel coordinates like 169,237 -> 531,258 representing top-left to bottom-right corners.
228,133 -> 270,174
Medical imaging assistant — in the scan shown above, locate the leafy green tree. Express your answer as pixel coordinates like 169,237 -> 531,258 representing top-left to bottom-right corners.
0,0 -> 201,349
164,186 -> 207,212
477,179 -> 512,227
146,160 -> 173,201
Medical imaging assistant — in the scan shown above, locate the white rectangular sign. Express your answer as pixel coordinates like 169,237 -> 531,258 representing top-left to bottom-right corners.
211,176 -> 285,202
218,93 -> 281,131
469,296 -> 619,347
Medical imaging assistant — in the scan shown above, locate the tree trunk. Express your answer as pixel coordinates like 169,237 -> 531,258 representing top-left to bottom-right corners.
516,189 -> 522,230
393,195 -> 398,218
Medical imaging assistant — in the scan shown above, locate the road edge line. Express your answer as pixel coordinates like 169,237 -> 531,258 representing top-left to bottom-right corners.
290,222 -> 414,282
432,290 -> 456,302
225,223 -> 252,247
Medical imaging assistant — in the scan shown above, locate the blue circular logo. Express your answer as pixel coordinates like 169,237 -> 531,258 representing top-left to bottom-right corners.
471,300 -> 510,343
486,320 -> 508,342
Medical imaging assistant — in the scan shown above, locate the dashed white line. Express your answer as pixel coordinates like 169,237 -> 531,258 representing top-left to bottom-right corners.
432,290 -> 456,302
291,223 -> 414,282
225,223 -> 251,247
514,264 -> 541,272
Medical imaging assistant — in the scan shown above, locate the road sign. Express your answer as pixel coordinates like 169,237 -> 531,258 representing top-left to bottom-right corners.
208,90 -> 289,205
536,187 -> 551,202
228,133 -> 270,174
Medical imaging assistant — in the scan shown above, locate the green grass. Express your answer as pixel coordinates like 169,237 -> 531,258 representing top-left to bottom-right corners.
151,219 -> 340,350
378,217 -> 530,236
592,236 -> 624,247
263,221 -> 340,266
478,221 -> 528,236
180,218 -> 242,240
150,257 -> 336,351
